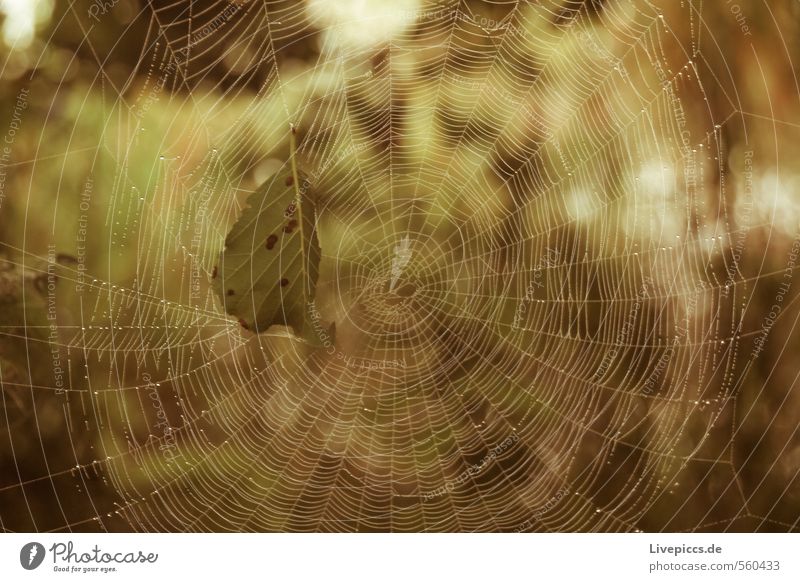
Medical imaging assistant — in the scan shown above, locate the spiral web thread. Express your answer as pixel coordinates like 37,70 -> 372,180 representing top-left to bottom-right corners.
1,0 -> 797,533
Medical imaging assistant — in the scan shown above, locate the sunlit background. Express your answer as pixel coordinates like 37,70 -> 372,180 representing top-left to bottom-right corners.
1,0 -> 800,532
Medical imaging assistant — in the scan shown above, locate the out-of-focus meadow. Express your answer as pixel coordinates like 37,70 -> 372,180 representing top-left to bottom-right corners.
1,0 -> 800,532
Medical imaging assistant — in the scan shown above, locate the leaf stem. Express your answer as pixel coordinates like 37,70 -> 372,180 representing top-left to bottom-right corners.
289,125 -> 308,300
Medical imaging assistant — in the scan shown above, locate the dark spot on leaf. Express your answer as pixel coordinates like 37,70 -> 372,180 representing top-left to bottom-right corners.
285,175 -> 294,186
283,219 -> 298,234
56,253 -> 78,265
238,318 -> 250,330
211,266 -> 217,279
266,234 -> 278,249
227,289 -> 235,296
33,274 -> 50,295
280,278 -> 289,287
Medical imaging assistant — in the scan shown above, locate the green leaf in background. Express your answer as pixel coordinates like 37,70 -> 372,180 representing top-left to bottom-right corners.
213,134 -> 327,346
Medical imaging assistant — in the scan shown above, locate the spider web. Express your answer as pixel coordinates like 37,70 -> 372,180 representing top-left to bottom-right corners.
1,0 -> 799,533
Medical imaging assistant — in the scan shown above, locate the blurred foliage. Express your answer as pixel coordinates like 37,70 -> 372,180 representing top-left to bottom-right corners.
1,0 -> 800,532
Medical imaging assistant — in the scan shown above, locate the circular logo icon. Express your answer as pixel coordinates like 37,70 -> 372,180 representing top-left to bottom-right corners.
20,542 -> 46,570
